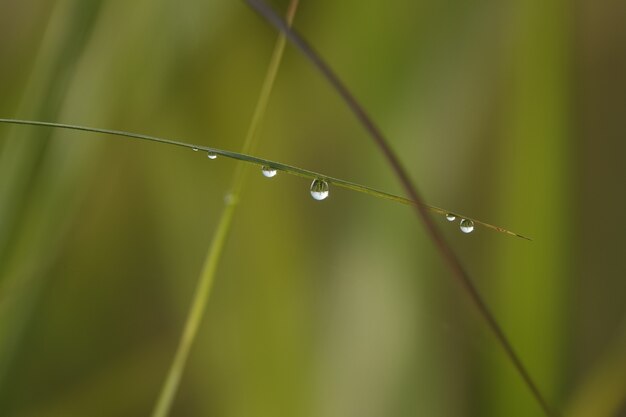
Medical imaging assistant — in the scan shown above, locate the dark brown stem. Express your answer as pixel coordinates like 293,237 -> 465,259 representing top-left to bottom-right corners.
242,1 -> 559,416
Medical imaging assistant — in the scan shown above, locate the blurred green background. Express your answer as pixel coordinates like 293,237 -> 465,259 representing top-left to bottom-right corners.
0,0 -> 625,416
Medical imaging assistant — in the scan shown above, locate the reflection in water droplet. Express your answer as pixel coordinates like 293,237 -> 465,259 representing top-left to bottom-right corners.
192,147 -> 199,152
207,152 -> 217,160
261,166 -> 277,178
460,219 -> 474,234
446,214 -> 456,221
310,179 -> 329,201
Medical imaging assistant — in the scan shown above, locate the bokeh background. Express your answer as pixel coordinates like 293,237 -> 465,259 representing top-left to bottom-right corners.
0,0 -> 625,416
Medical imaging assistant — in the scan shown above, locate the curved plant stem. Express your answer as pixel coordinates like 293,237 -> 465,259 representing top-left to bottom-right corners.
0,118 -> 529,240
241,1 -> 556,416
150,1 -> 300,416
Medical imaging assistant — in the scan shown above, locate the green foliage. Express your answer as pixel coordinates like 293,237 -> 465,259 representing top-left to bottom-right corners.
0,1 -> 624,417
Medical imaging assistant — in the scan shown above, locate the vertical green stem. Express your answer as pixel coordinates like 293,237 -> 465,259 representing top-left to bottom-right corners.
150,2 -> 299,416
485,0 -> 570,415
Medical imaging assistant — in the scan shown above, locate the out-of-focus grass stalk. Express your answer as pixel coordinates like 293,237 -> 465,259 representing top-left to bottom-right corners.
150,2 -> 299,416
0,0 -> 104,395
565,326 -> 626,417
242,1 -> 555,415
487,0 -> 570,415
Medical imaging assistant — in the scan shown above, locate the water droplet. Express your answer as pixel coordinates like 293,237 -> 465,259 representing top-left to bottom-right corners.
261,166 -> 277,178
310,179 -> 329,201
460,219 -> 474,234
446,213 -> 456,221
207,152 -> 217,160
224,193 -> 237,205
192,147 -> 199,151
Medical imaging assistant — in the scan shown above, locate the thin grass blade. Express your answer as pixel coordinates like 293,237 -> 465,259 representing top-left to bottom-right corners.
241,1 -> 555,416
150,1 -> 300,416
0,118 -> 530,240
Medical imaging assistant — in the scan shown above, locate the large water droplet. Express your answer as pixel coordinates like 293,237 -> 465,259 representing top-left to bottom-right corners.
310,179 -> 329,201
261,166 -> 277,178
460,219 -> 474,234
446,213 -> 456,221
207,152 -> 217,160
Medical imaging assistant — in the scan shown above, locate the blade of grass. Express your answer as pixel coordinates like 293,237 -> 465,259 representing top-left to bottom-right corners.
0,118 -> 529,240
241,1 -> 556,416
150,1 -> 300,416
486,0 -> 570,413
565,325 -> 626,417
0,0 -> 106,398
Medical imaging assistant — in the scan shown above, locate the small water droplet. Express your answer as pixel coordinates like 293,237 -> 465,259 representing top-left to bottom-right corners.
207,152 -> 217,159
224,193 -> 237,205
446,213 -> 456,221
460,219 -> 474,234
261,166 -> 277,178
310,179 -> 329,201
192,147 -> 199,152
